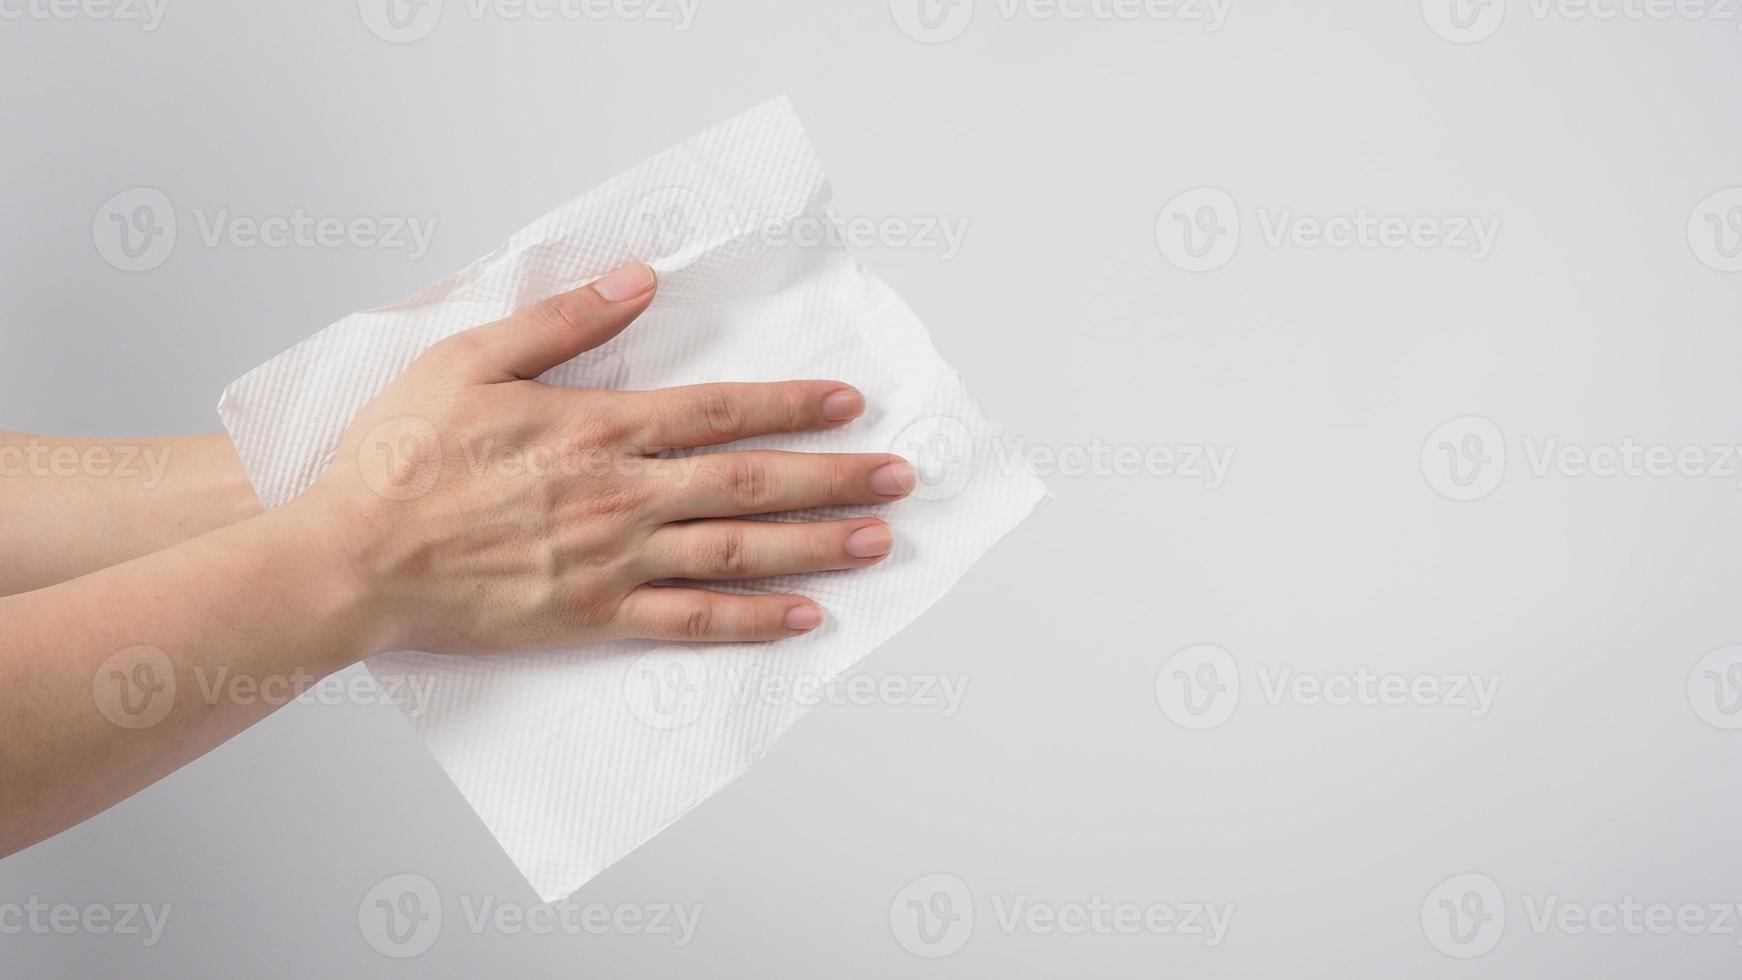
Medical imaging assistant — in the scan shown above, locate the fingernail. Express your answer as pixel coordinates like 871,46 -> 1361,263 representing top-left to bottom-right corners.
592,262 -> 656,303
785,605 -> 823,631
846,523 -> 893,559
821,388 -> 865,422
869,460 -> 917,497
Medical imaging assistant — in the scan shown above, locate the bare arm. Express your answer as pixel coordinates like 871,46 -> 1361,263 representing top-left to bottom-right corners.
0,432 -> 262,596
0,264 -> 912,858
0,497 -> 376,855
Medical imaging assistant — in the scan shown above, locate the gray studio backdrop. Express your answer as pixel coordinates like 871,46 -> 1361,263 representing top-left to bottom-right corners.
3,1 -> 1741,977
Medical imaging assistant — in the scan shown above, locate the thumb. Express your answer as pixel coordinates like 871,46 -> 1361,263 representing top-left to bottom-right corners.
461,262 -> 657,382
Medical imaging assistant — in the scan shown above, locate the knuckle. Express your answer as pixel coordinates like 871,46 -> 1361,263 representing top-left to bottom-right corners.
533,292 -> 595,343
682,599 -> 716,640
803,530 -> 836,567
595,403 -> 645,449
781,385 -> 812,430
569,409 -> 628,449
702,526 -> 752,577
563,587 -> 619,631
828,458 -> 852,501
583,480 -> 647,521
423,331 -> 484,375
754,602 -> 784,636
721,456 -> 772,509
699,389 -> 741,441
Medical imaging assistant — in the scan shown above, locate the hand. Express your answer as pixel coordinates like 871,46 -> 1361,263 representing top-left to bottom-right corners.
0,259 -> 917,856
303,262 -> 915,656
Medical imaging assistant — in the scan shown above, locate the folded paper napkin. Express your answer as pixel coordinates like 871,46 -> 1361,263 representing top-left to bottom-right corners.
218,96 -> 1047,902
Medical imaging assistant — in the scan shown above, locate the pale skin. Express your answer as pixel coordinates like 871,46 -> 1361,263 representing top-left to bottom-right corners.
0,261 -> 914,859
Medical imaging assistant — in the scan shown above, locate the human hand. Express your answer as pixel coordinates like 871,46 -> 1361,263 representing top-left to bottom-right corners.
301,262 -> 914,656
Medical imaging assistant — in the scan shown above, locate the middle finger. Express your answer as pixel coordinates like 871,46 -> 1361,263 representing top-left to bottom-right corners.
647,451 -> 915,520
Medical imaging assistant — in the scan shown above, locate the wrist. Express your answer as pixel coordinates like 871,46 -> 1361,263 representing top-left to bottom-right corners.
271,489 -> 403,665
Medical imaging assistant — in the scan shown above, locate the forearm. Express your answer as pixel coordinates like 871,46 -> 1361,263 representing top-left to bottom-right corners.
0,264 -> 897,861
0,495 -> 383,858
0,432 -> 263,596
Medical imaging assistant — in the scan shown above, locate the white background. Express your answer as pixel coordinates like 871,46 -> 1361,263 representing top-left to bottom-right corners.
2,0 -> 1741,975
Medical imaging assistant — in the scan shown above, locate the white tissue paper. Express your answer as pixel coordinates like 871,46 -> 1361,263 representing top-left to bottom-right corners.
218,96 -> 1047,902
